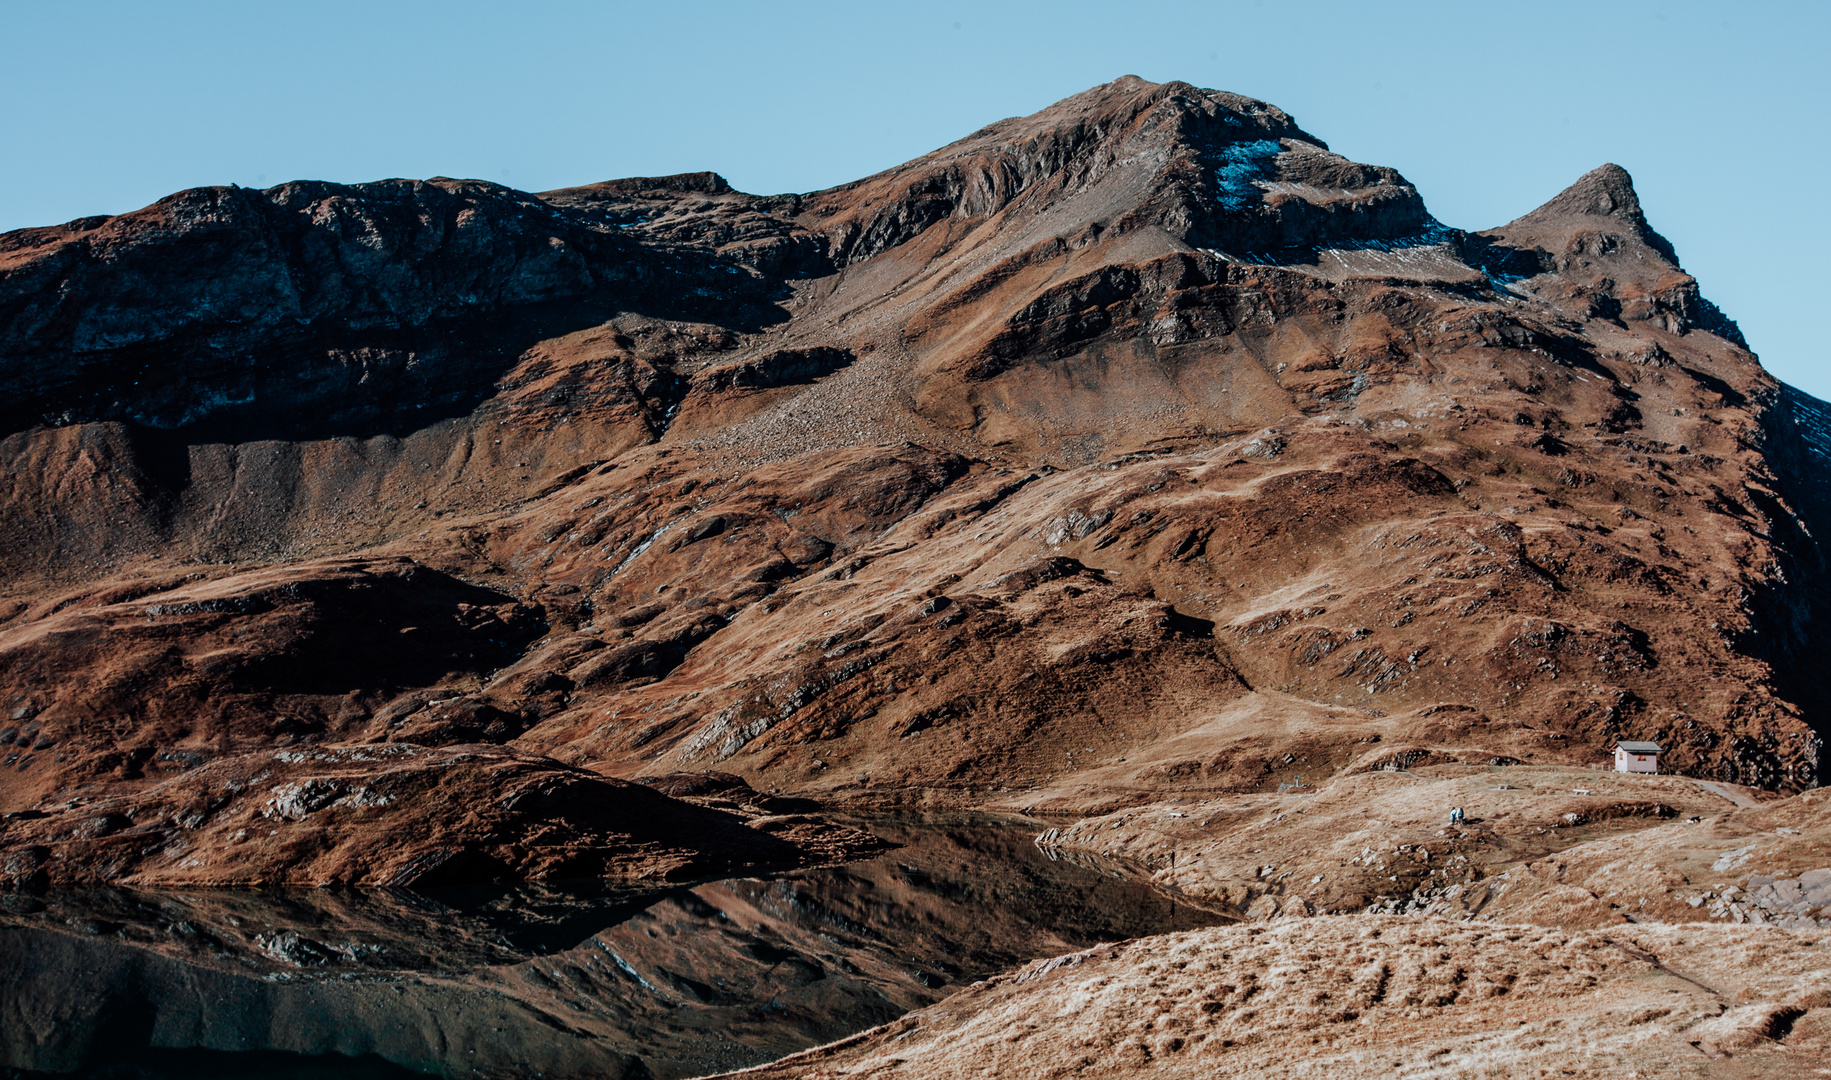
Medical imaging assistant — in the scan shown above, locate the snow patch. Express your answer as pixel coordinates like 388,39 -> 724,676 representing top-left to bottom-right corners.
1784,385 -> 1831,465
1213,139 -> 1283,211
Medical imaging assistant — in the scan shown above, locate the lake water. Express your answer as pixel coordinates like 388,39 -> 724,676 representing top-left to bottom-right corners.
0,815 -> 1226,1079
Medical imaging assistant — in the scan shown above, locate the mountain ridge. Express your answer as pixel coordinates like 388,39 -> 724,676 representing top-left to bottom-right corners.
0,76 -> 1824,894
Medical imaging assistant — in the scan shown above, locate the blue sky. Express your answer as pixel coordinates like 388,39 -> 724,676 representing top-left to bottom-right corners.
4,0 -> 1825,395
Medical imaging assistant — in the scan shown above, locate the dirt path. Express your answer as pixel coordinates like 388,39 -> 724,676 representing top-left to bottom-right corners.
1691,779 -> 1761,809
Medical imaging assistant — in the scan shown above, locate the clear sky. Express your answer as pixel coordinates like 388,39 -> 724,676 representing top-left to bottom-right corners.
5,0 -> 1825,395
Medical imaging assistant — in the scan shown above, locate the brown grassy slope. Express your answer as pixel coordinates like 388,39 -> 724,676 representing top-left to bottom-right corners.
715,918 -> 1831,1080
1030,764 -> 1831,933
0,739 -> 884,888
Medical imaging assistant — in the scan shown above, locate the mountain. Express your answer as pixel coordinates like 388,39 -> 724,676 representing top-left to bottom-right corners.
0,75 -> 1825,888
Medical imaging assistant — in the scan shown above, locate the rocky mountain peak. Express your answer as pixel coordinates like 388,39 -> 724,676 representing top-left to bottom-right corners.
1476,160 -> 1745,347
798,75 -> 1433,265
1525,162 -> 1645,222
955,74 -> 1319,150
1497,161 -> 1682,267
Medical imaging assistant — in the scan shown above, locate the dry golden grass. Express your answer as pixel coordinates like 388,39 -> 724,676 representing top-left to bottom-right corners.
719,917 -> 1831,1079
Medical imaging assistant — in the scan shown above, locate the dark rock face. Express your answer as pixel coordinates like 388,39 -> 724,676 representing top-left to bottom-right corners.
0,177 -> 784,438
1480,162 -> 1746,347
0,75 -> 1827,889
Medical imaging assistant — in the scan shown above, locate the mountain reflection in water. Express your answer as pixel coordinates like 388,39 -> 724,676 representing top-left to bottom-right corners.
0,815 -> 1226,1079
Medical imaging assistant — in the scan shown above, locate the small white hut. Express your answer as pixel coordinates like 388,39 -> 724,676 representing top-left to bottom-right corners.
1614,740 -> 1662,774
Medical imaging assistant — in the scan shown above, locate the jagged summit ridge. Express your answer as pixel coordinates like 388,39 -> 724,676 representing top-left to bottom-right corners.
545,76 -> 1437,274
0,77 -> 1446,440
796,75 -> 1436,263
0,79 -> 1764,465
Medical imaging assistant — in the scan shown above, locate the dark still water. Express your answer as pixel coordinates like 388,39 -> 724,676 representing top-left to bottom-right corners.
0,816 -> 1226,1080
